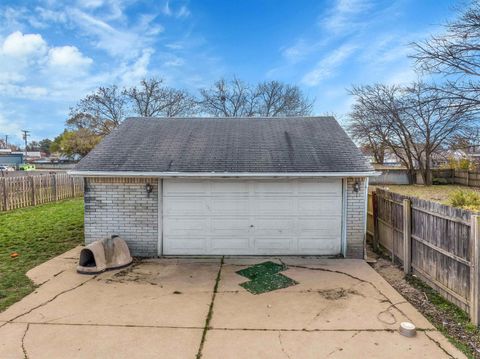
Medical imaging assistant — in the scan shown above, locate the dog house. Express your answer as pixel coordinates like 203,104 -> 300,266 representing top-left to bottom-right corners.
77,235 -> 132,274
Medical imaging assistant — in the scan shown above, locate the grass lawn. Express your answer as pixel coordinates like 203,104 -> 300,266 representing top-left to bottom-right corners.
372,185 -> 480,211
0,199 -> 84,312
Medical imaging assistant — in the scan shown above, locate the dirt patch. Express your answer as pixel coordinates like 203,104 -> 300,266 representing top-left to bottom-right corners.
104,261 -> 160,286
317,288 -> 363,300
369,246 -> 480,358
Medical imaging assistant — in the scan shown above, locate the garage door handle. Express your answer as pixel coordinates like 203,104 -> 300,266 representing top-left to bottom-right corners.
250,225 -> 254,228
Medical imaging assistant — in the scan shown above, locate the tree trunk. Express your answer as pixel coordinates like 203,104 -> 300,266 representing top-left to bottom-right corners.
424,156 -> 432,186
407,168 -> 416,185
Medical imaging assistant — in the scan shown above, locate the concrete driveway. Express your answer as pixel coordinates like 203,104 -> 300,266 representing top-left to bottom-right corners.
0,247 -> 465,358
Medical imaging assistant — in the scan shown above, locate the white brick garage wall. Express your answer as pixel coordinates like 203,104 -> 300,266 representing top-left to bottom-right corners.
83,176 -> 367,259
84,177 -> 159,256
345,177 -> 367,259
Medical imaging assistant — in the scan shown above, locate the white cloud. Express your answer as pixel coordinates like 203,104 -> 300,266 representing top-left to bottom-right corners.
47,45 -> 93,70
282,40 -> 310,63
320,0 -> 373,34
162,1 -> 190,19
80,0 -> 105,9
302,44 -> 357,86
177,5 -> 191,18
119,48 -> 153,86
0,104 -> 26,144
0,31 -> 94,99
69,9 -> 163,59
164,57 -> 185,67
1,31 -> 47,58
162,1 -> 172,16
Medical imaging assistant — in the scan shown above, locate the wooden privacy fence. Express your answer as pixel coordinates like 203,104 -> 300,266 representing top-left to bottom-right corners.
368,188 -> 480,324
370,168 -> 480,187
0,173 -> 84,211
454,170 -> 480,187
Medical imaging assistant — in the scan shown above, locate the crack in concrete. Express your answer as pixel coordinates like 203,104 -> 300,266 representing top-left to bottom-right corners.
209,327 -> 435,332
21,323 -> 30,359
35,270 -> 67,287
10,321 -> 437,332
325,330 -> 360,357
0,276 -> 97,329
196,257 -> 224,359
424,331 -> 456,359
280,263 -> 413,323
278,331 -> 291,359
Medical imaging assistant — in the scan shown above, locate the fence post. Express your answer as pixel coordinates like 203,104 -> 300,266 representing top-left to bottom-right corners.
52,174 -> 58,201
71,177 -> 76,197
30,176 -> 36,206
470,215 -> 480,326
1,178 -> 7,211
403,199 -> 412,275
372,192 -> 379,251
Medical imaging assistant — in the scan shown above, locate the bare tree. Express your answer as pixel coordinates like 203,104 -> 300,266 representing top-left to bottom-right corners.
349,83 -> 473,185
199,77 -> 257,117
402,83 -> 473,184
256,80 -> 313,116
67,85 -> 127,136
199,77 -> 313,117
347,106 -> 388,164
411,0 -> 480,111
126,78 -> 197,117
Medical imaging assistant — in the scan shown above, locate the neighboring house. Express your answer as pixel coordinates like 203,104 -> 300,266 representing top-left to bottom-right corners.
464,145 -> 480,164
0,150 -> 23,168
70,117 -> 375,259
12,151 -> 43,162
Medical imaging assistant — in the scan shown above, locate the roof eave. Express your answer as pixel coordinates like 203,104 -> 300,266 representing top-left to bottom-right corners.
68,170 -> 380,178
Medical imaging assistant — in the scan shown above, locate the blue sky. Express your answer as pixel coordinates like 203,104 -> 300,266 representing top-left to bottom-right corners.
0,0 -> 457,146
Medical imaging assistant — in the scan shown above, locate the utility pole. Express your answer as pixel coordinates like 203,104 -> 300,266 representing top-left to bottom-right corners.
21,130 -> 30,158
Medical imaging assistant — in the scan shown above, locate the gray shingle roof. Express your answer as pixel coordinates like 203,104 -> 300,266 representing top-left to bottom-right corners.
75,117 -> 373,173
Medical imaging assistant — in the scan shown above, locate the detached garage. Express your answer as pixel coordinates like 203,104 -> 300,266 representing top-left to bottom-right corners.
71,117 -> 375,259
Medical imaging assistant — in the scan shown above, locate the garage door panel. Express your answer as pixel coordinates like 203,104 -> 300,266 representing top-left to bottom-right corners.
162,179 -> 343,255
297,239 -> 340,253
212,218 -> 250,232
164,198 -> 206,215
164,218 -> 207,235
254,238 -> 292,250
163,180 -> 209,196
210,238 -> 251,250
254,199 -> 295,214
297,198 -> 342,214
164,238 -> 207,252
209,198 -> 249,215
210,181 -> 250,194
253,219 -> 295,236
296,180 -> 342,195
297,218 -> 342,236
253,182 -> 294,195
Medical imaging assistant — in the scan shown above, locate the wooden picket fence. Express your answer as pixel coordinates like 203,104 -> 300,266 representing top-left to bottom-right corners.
0,173 -> 84,211
368,188 -> 480,324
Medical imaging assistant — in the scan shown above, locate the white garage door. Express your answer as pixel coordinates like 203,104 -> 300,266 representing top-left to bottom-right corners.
162,179 -> 343,255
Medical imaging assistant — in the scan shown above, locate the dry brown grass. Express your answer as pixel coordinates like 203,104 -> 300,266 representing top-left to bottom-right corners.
371,185 -> 480,210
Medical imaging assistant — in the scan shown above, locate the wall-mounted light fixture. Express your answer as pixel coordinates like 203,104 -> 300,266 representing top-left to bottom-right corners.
145,183 -> 153,197
353,180 -> 360,193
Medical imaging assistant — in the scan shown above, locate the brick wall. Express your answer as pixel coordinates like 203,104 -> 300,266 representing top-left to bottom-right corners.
83,177 -> 367,259
345,177 -> 367,259
84,177 -> 159,257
